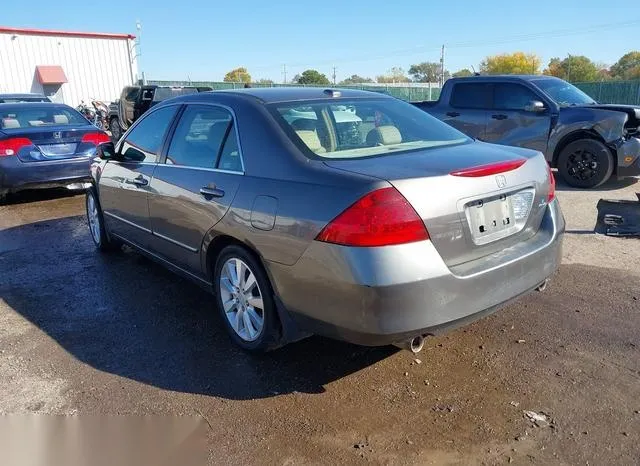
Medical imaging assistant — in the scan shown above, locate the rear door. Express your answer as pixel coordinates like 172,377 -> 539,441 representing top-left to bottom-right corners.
99,105 -> 179,248
147,104 -> 243,275
484,82 -> 552,153
445,82 -> 491,140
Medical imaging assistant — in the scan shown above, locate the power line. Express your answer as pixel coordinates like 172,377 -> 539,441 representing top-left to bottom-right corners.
248,19 -> 640,72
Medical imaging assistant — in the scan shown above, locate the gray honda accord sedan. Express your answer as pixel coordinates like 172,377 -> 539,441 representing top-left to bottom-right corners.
86,87 -> 564,352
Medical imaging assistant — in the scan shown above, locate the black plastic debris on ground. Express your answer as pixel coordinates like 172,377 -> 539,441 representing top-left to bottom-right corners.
596,193 -> 640,237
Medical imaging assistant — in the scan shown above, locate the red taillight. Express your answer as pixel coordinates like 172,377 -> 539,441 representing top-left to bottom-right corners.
81,132 -> 110,146
547,165 -> 556,202
0,137 -> 33,157
315,187 -> 429,247
450,158 -> 526,177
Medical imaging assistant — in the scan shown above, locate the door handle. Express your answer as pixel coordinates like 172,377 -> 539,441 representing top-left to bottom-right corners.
491,114 -> 508,120
446,111 -> 460,117
200,186 -> 225,198
130,175 -> 148,187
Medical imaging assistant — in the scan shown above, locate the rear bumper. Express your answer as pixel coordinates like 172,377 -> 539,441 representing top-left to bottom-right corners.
267,199 -> 565,346
0,156 -> 92,193
616,137 -> 640,178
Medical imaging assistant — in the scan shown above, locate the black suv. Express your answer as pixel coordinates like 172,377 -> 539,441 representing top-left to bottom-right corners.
108,85 -> 212,140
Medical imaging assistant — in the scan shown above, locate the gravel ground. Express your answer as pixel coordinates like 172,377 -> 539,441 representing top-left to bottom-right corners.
0,179 -> 639,465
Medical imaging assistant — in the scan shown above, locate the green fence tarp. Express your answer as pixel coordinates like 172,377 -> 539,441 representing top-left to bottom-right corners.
149,80 -> 440,102
149,79 -> 640,105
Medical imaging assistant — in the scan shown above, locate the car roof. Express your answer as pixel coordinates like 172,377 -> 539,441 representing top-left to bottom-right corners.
0,101 -> 72,109
175,87 -> 391,104
450,75 -> 562,83
0,93 -> 49,99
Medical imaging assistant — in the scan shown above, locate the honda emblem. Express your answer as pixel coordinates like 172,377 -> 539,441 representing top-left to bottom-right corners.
53,131 -> 62,139
495,175 -> 507,188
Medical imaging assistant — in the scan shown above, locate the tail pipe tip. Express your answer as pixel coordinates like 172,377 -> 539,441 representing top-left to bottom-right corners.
394,335 -> 426,353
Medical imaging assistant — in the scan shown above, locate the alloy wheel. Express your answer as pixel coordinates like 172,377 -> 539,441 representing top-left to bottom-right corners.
219,258 -> 265,342
567,149 -> 598,181
87,194 -> 101,244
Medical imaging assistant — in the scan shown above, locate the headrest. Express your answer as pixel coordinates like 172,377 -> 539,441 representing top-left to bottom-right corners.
54,114 -> 69,124
1,118 -> 20,129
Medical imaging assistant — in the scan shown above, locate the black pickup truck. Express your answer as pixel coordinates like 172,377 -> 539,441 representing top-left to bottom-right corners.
108,85 -> 212,141
414,75 -> 640,188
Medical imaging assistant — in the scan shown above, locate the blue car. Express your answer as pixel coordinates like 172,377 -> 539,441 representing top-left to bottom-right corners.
0,103 -> 110,202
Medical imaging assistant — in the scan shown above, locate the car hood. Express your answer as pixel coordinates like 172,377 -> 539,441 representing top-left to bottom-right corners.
574,104 -> 640,125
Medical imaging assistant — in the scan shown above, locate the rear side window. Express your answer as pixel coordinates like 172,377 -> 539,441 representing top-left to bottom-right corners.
120,105 -> 178,162
450,83 -> 491,109
166,105 -> 242,171
493,83 -> 540,110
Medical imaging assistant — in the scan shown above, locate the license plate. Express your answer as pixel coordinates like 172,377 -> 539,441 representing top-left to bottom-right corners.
39,143 -> 78,156
467,194 -> 516,243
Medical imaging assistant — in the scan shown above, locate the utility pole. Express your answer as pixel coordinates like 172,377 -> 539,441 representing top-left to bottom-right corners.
440,44 -> 445,88
282,64 -> 287,84
332,66 -> 337,85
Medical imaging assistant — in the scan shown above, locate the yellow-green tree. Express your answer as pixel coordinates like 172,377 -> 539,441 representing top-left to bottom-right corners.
610,51 -> 640,80
544,55 -> 599,82
223,67 -> 251,83
480,52 -> 541,75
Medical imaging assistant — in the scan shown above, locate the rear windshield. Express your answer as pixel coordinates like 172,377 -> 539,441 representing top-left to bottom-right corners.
0,105 -> 87,129
270,98 -> 469,159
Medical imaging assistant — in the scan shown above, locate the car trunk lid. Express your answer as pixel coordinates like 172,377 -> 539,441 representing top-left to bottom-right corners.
8,126 -> 103,162
323,142 -> 551,267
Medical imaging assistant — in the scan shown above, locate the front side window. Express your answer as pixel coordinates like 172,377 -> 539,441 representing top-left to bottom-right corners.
120,105 -> 178,162
450,83 -> 492,109
493,83 -> 540,110
272,98 -> 468,159
167,105 -> 241,171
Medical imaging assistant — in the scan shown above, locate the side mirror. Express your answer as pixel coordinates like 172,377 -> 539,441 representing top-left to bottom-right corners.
95,141 -> 116,159
525,100 -> 546,113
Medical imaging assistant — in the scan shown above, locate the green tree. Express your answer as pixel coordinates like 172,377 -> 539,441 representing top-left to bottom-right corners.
223,67 -> 251,83
376,67 -> 411,83
295,69 -> 331,85
452,68 -> 473,78
610,51 -> 640,80
256,78 -> 274,85
339,74 -> 373,85
408,62 -> 447,82
480,52 -> 541,75
543,55 -> 599,82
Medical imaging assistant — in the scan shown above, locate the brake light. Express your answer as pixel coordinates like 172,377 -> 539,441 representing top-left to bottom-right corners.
0,137 -> 33,157
316,187 -> 429,247
81,132 -> 111,146
450,159 -> 526,177
547,165 -> 556,202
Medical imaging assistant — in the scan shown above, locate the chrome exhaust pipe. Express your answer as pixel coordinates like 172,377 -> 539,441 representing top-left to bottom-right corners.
394,335 -> 425,353
536,279 -> 549,292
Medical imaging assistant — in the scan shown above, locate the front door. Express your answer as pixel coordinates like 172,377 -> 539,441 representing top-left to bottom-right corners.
147,104 -> 243,275
484,82 -> 552,153
100,105 -> 179,248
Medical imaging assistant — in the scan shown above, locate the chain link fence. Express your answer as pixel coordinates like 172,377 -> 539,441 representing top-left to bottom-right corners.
149,80 -> 440,102
574,80 -> 640,105
150,79 -> 640,105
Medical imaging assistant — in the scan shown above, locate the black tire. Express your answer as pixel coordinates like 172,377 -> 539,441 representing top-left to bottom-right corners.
213,245 -> 281,352
557,138 -> 614,189
86,188 -> 118,252
109,117 -> 122,141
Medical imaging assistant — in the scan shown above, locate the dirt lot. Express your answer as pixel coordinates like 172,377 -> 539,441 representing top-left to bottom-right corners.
0,180 -> 639,465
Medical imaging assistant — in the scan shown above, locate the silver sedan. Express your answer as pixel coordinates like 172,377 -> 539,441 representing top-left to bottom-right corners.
86,87 -> 564,352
